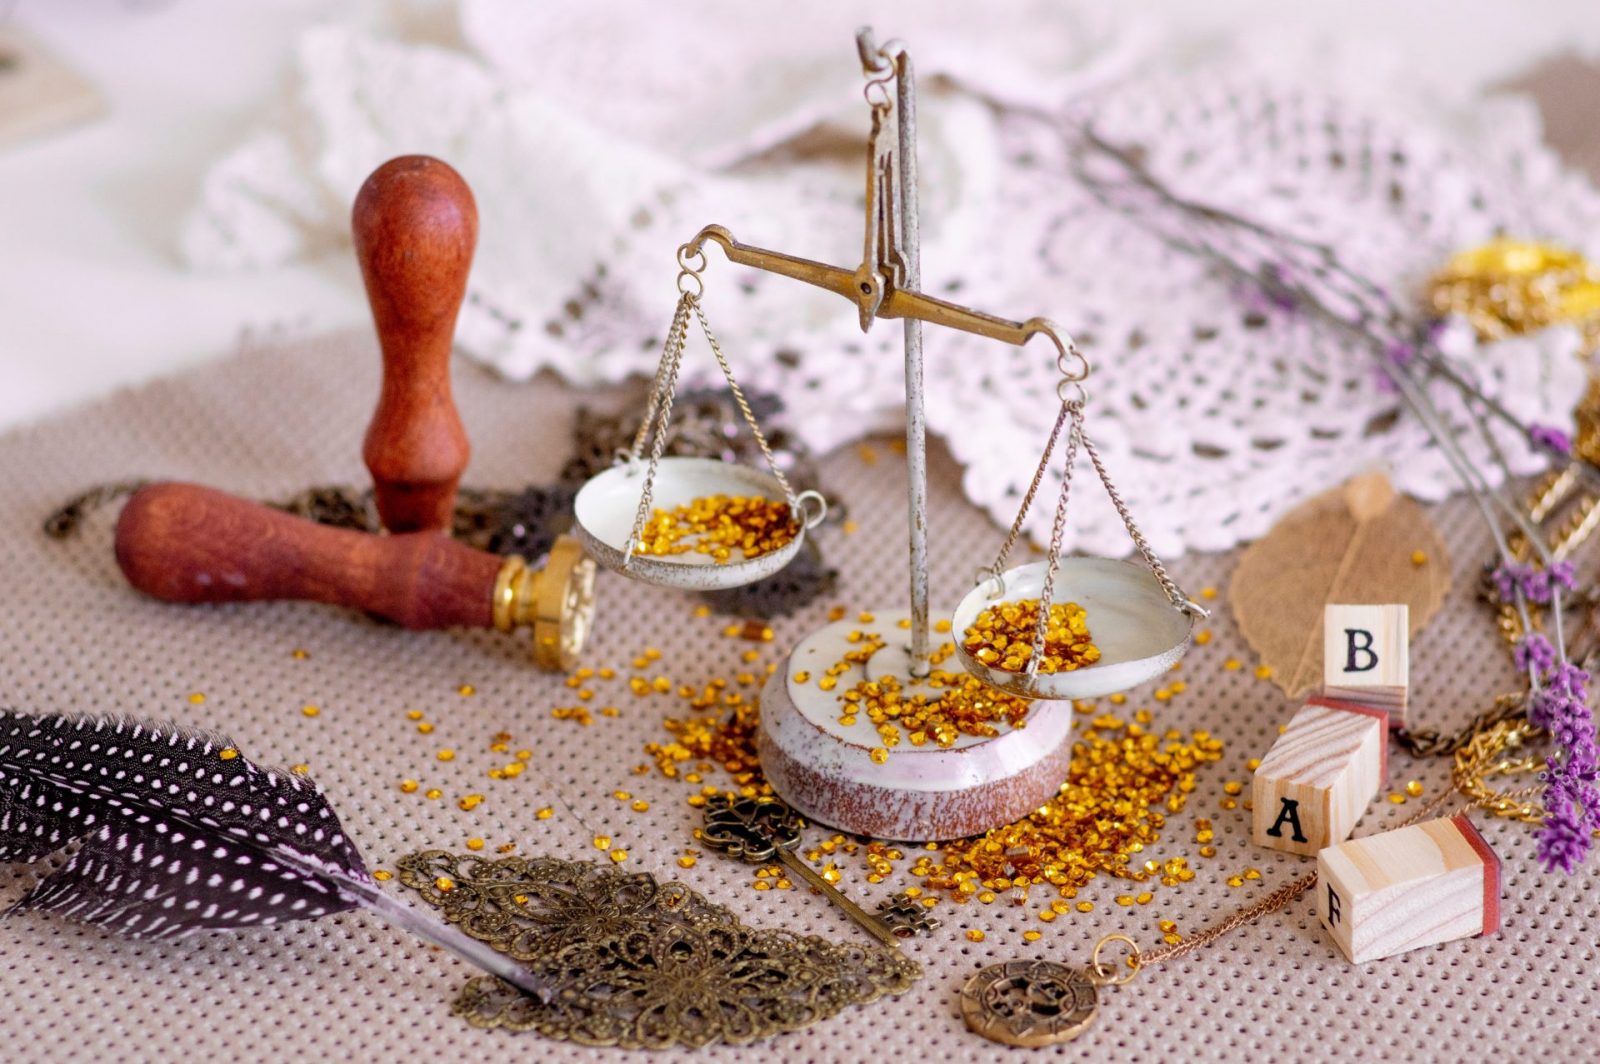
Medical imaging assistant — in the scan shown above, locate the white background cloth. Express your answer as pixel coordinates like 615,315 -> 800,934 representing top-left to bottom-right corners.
6,0 -> 1600,435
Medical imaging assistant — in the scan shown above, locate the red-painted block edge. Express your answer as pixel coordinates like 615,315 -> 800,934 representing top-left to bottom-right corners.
1451,813 -> 1501,937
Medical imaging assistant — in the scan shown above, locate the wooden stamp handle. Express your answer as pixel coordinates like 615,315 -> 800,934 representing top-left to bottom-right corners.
114,483 -> 500,630
354,155 -> 478,533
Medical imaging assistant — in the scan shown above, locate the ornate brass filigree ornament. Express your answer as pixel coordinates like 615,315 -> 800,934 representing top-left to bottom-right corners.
394,852 -> 920,1048
960,959 -> 1102,1046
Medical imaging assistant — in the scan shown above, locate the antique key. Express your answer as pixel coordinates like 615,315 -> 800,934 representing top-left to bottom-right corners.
698,794 -> 938,946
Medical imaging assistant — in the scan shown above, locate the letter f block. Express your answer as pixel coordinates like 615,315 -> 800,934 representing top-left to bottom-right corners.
1252,696 -> 1387,856
1323,603 -> 1409,728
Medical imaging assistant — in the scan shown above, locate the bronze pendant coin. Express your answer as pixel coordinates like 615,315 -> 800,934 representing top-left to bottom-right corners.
960,959 -> 1100,1046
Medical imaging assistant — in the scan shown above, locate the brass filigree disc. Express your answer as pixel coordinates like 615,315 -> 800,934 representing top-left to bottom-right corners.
960,959 -> 1100,1047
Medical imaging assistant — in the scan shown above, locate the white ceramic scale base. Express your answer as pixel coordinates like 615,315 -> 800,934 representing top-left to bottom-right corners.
757,609 -> 1076,841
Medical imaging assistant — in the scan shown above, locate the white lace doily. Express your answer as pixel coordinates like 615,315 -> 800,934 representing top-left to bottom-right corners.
181,2 -> 1597,558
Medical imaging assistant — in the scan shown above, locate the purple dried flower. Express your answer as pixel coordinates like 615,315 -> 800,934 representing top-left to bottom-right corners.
1534,800 -> 1591,874
1549,560 -> 1578,595
1490,561 -> 1535,603
1549,661 -> 1590,701
1514,632 -> 1557,675
1529,423 -> 1573,455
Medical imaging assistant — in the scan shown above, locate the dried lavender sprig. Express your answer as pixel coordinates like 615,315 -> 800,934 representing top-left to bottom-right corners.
1068,125 -> 1595,869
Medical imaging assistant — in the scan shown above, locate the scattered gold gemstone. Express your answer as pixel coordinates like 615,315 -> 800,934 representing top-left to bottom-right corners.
1023,930 -> 1042,942
593,835 -> 612,851
1405,780 -> 1425,797
417,722 -> 434,735
399,779 -> 419,794
1411,550 -> 1428,566
1075,901 -> 1094,913
1194,629 -> 1213,646
677,856 -> 697,869
291,764 -> 310,775
458,794 -> 483,810
609,849 -> 629,864
1253,665 -> 1273,679
466,838 -> 484,851
437,749 -> 455,762
434,877 -> 456,893
1388,792 -> 1407,804
1223,658 -> 1242,671
406,710 -> 424,721
187,692 -> 206,705
1227,875 -> 1244,888
218,748 -> 238,761
1222,780 -> 1243,796
631,799 -> 650,812
458,685 -> 476,697
373,869 -> 392,881
291,648 -> 309,660
536,807 -> 554,819
424,788 -> 442,800
869,747 -> 889,764
965,929 -> 986,942
1200,586 -> 1217,600
1244,868 -> 1261,881
301,704 -> 320,717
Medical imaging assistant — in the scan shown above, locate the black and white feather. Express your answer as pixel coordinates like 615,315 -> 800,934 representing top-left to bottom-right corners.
0,710 -> 547,997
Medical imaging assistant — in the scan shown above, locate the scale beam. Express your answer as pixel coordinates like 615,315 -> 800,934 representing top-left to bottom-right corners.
681,225 -> 1084,366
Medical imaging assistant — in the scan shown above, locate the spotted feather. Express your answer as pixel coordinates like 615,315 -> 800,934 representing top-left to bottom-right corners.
0,710 -> 550,998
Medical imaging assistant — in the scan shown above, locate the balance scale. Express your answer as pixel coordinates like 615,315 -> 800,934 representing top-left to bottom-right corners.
574,28 -> 1205,841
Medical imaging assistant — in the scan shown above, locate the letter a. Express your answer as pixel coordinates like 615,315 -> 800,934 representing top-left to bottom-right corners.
1326,882 -> 1343,926
1344,628 -> 1378,673
1265,797 -> 1308,843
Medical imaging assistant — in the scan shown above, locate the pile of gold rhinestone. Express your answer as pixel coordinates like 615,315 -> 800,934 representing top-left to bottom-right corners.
962,598 -> 1100,674
789,616 -> 1035,751
634,493 -> 797,563
914,713 -> 1224,914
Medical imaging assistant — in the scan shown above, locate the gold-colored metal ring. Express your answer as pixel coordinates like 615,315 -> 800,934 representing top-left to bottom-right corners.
677,270 -> 704,298
491,556 -> 525,632
863,77 -> 893,109
676,244 -> 707,273
1057,379 -> 1088,407
1090,933 -> 1141,986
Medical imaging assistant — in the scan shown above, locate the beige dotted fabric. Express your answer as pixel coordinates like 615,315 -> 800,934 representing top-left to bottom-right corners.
0,330 -> 1594,1061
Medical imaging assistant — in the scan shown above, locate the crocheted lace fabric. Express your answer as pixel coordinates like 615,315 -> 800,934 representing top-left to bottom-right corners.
181,0 -> 1597,557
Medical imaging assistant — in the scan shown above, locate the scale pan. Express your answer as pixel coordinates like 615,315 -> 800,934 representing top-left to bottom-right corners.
952,558 -> 1194,700
573,456 -> 825,591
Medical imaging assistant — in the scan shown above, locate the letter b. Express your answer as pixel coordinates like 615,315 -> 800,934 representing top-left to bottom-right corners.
1344,628 -> 1377,673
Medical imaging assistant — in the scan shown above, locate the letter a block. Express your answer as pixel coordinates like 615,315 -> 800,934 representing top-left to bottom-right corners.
1317,815 -> 1501,964
1323,603 -> 1409,728
1252,696 -> 1386,856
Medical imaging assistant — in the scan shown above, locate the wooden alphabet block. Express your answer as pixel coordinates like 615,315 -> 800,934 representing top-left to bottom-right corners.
1317,815 -> 1501,964
1252,696 -> 1386,856
1323,603 -> 1409,727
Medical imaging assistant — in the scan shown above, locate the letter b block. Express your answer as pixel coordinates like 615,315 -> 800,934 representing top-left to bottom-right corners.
1318,815 -> 1501,963
1252,696 -> 1386,856
1324,603 -> 1409,728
